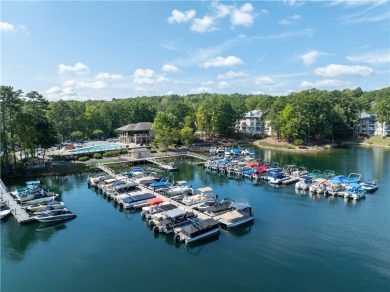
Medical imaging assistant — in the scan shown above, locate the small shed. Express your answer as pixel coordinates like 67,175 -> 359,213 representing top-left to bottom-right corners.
129,147 -> 150,159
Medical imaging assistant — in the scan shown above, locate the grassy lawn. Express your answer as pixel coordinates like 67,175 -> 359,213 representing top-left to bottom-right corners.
256,141 -> 296,149
361,136 -> 390,146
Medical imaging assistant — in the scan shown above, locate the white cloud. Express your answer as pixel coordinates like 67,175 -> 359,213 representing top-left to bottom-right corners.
201,56 -> 243,68
283,0 -> 305,7
162,64 -> 179,72
279,19 -> 292,25
156,76 -> 169,83
45,86 -> 62,95
133,77 -> 154,85
217,70 -> 247,79
191,16 -> 217,33
58,62 -> 90,75
255,76 -> 277,85
218,81 -> 229,88
291,14 -> 302,20
279,14 -> 302,25
231,3 -> 255,27
166,91 -> 175,95
133,69 -> 155,78
346,49 -> 390,64
95,72 -> 122,79
0,21 -> 15,32
168,9 -> 196,24
190,87 -> 212,94
315,64 -> 374,77
300,50 -> 326,65
300,79 -> 352,88
211,0 -> 231,18
62,80 -> 108,89
201,80 -> 214,86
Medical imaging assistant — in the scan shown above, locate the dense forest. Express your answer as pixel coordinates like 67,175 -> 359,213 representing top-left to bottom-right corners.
1,85 -> 389,176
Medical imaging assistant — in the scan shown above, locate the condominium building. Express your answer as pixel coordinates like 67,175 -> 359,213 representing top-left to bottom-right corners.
353,113 -> 390,136
236,110 -> 272,136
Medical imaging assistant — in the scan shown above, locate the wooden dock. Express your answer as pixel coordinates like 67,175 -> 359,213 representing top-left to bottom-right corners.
0,191 -> 37,224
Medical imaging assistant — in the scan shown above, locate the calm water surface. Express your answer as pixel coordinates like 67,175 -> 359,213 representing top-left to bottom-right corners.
2,146 -> 389,292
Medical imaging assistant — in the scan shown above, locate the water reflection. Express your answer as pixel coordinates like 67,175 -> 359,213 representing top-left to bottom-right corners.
223,221 -> 254,237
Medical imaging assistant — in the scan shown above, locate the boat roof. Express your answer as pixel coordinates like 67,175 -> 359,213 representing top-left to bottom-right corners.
233,203 -> 251,211
112,180 -> 126,186
314,178 -> 327,183
104,178 -> 117,183
165,208 -> 186,218
114,182 -> 138,190
300,176 -> 312,180
196,187 -> 213,193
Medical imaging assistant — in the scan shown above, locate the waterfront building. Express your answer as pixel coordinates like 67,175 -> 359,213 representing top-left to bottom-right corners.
116,122 -> 154,144
128,147 -> 151,158
236,110 -> 272,136
353,113 -> 390,137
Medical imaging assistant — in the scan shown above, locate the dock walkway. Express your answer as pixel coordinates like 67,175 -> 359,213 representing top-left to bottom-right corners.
1,191 -> 36,224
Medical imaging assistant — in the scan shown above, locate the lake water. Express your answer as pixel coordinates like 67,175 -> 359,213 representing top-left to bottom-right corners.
2,146 -> 389,292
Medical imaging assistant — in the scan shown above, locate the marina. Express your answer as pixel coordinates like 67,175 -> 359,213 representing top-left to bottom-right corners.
1,146 -> 389,291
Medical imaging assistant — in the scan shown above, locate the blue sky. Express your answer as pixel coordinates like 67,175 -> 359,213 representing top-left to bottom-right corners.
1,0 -> 389,101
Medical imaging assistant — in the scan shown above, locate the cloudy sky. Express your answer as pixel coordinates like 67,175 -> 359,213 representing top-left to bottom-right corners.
1,0 -> 389,101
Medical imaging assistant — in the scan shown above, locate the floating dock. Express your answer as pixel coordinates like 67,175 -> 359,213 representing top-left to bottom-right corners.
282,177 -> 299,185
1,191 -> 37,224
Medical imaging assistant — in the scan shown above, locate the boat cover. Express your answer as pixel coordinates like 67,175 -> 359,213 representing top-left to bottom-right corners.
112,181 -> 126,186
165,208 -> 186,218
104,178 -> 117,184
232,203 -> 251,211
159,204 -> 177,211
219,210 -> 243,220
180,218 -> 220,237
147,198 -> 163,205
114,182 -> 138,191
196,187 -> 213,194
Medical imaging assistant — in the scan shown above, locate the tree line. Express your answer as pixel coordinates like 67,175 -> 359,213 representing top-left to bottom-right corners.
1,85 -> 389,176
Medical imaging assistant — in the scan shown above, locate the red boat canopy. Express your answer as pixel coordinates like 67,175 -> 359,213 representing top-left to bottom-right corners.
147,198 -> 163,205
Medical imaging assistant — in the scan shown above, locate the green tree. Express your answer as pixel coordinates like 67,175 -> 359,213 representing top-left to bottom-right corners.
92,129 -> 104,140
152,112 -> 180,151
70,131 -> 84,142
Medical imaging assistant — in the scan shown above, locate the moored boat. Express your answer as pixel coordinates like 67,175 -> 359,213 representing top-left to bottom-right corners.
215,203 -> 254,228
173,218 -> 221,245
35,209 -> 76,222
360,179 -> 379,193
0,201 -> 11,219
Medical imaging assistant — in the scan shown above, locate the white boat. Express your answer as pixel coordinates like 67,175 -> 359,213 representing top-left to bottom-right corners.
166,181 -> 193,197
35,209 -> 76,222
0,201 -> 11,219
181,187 -> 217,206
268,172 -> 290,184
216,203 -> 254,228
33,202 -> 66,215
141,203 -> 177,219
360,180 -> 379,193
173,218 -> 221,245
26,201 -> 64,212
295,176 -> 313,190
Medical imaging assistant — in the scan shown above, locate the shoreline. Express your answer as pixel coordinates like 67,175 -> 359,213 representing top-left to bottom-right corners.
252,138 -> 390,153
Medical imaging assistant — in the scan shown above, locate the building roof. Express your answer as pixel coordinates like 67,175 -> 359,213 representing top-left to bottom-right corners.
116,122 -> 153,132
129,147 -> 150,153
243,110 -> 262,118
